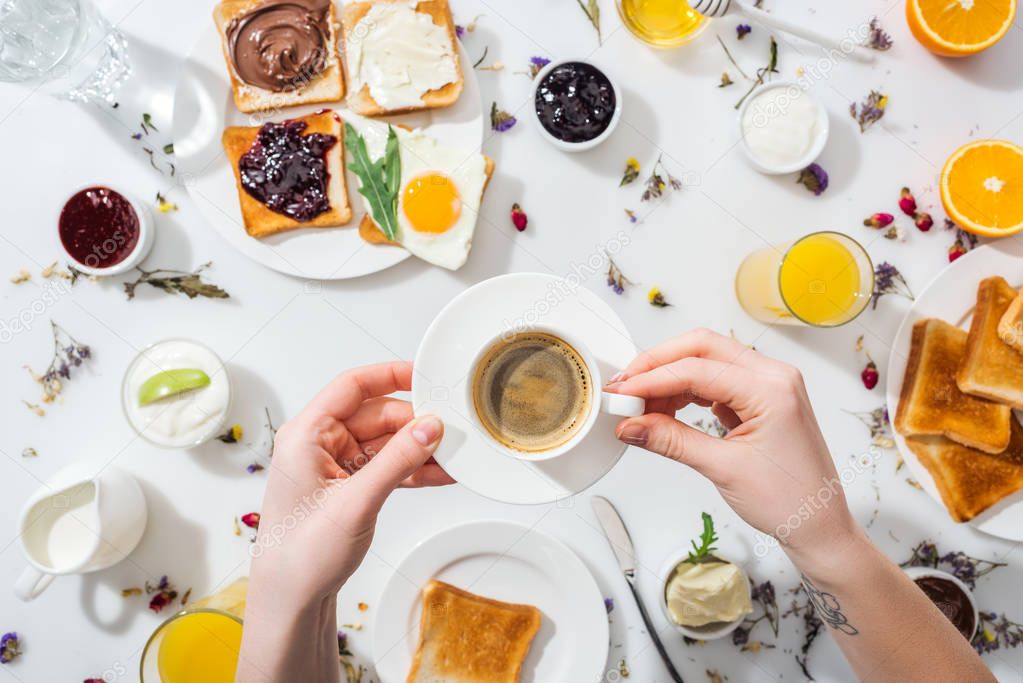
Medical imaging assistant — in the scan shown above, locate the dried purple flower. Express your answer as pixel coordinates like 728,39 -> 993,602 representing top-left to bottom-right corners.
25,321 -> 92,405
338,630 -> 351,656
246,462 -> 265,474
865,17 -> 893,51
455,24 -> 465,39
605,255 -> 631,295
900,540 -> 1006,589
850,90 -> 888,132
871,262 -> 913,309
0,633 -> 21,664
528,56 -> 551,78
797,163 -> 829,195
490,102 -> 517,133
736,23 -> 752,39
974,612 -> 1023,654
604,597 -> 615,613
641,155 -> 682,201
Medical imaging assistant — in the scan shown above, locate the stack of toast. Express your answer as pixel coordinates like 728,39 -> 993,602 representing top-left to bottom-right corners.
895,276 -> 1023,522
212,0 -> 493,271
407,580 -> 542,683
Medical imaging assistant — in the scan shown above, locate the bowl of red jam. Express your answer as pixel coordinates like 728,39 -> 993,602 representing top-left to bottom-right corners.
531,58 -> 622,152
59,186 -> 154,275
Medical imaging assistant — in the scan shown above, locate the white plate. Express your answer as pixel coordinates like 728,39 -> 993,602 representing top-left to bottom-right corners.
372,520 -> 609,682
170,22 -> 484,280
412,273 -> 639,505
885,235 -> 1023,541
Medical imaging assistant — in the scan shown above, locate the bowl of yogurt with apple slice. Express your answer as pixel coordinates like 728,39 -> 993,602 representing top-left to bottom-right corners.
122,339 -> 231,449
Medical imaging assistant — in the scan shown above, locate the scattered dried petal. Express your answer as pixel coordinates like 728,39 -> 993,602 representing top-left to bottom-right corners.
719,72 -> 734,88
510,203 -> 528,232
648,287 -> 671,307
241,512 -> 261,529
21,447 -> 37,458
358,602 -> 369,612
156,192 -> 178,213
736,23 -> 752,39
490,102 -> 517,132
233,517 -> 242,536
620,158 -> 640,186
0,633 -> 21,664
217,424 -> 243,443
625,209 -> 638,224
797,163 -> 829,195
10,270 -> 30,284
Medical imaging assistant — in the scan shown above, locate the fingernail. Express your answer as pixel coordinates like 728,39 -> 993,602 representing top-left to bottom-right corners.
616,423 -> 647,447
412,416 -> 443,446
607,372 -> 625,385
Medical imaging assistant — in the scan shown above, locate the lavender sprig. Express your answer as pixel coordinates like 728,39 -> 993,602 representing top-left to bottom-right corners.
900,541 -> 1006,589
490,102 -> 517,132
605,254 -> 632,295
974,613 -> 1023,654
850,90 -> 888,132
871,262 -> 913,309
25,321 -> 91,403
865,17 -> 893,51
641,155 -> 682,201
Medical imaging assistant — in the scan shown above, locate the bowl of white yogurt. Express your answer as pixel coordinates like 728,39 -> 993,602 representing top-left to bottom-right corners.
737,80 -> 829,175
121,339 -> 231,449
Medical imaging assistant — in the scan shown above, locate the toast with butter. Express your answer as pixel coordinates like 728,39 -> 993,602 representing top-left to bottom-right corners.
221,111 -> 352,238
343,0 -> 463,117
407,580 -> 541,683
213,0 -> 345,114
895,318 -> 1012,453
957,276 -> 1023,408
907,416 -> 1023,522
999,286 -> 1023,354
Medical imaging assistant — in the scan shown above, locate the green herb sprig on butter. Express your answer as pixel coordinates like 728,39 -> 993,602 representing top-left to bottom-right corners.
344,123 -> 401,241
686,512 -> 719,564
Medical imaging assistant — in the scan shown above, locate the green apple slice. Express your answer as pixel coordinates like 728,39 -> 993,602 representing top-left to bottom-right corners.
138,368 -> 211,405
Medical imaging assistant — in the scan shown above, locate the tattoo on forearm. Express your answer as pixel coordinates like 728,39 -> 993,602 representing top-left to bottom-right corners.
801,574 -> 859,636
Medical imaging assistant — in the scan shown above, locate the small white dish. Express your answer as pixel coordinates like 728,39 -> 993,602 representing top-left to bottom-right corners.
58,184 -> 154,276
530,58 -> 622,153
884,235 -> 1023,541
373,520 -> 609,682
903,566 -> 979,640
411,272 -> 639,505
657,548 -> 751,640
736,80 -> 829,175
121,338 -> 232,449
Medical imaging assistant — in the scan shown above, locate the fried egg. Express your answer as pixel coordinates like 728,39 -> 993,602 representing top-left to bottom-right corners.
346,115 -> 488,270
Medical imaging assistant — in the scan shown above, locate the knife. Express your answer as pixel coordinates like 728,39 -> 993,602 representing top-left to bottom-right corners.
591,496 -> 685,683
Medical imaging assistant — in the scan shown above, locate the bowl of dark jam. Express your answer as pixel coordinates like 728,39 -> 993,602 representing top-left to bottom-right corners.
903,566 -> 978,640
532,59 -> 622,152
58,185 -> 154,275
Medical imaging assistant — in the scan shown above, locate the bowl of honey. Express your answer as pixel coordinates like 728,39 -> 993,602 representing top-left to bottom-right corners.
616,0 -> 709,48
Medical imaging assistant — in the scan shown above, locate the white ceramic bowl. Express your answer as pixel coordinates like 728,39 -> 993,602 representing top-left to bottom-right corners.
736,80 -> 829,175
58,184 -> 155,276
530,58 -> 622,153
903,566 -> 979,640
657,548 -> 752,640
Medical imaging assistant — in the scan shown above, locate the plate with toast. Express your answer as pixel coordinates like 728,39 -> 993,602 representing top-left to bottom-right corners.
886,235 -> 1023,540
373,521 -> 610,682
172,0 -> 490,279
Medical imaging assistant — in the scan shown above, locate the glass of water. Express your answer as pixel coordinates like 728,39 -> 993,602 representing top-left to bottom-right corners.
0,0 -> 130,104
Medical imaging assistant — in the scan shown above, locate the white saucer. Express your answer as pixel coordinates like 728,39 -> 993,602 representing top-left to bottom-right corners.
170,24 -> 484,280
885,235 -> 1023,541
372,520 -> 609,682
411,273 -> 638,505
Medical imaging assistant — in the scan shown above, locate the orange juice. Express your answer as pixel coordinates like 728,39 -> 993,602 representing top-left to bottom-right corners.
735,232 -> 873,327
616,0 -> 707,47
156,611 -> 242,683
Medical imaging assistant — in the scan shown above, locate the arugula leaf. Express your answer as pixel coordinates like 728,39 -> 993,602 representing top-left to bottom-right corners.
686,512 -> 719,564
344,122 -> 401,241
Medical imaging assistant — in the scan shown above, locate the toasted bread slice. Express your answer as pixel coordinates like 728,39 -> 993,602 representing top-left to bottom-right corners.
407,580 -> 541,683
895,318 -> 1012,453
359,155 -> 496,247
907,417 -> 1023,522
213,0 -> 344,114
221,111 -> 352,238
957,277 -> 1023,408
999,286 -> 1023,354
343,0 -> 463,117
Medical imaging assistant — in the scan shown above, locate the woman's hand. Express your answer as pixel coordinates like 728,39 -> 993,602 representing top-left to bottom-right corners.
606,328 -> 857,557
237,361 -> 452,683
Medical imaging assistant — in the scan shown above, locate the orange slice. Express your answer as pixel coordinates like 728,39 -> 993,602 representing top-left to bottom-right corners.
940,140 -> 1023,237
906,0 -> 1016,57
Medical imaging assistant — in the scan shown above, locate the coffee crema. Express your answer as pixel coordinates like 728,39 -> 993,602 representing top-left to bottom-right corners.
471,332 -> 592,453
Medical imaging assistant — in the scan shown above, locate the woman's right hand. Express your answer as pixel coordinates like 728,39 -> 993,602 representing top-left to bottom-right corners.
606,328 -> 859,560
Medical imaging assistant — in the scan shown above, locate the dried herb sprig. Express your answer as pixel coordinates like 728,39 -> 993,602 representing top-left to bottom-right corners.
844,407 -> 895,450
605,254 -> 632,295
974,612 -> 1023,654
850,90 -> 888,132
25,321 -> 91,404
783,585 -> 824,679
123,262 -> 229,300
871,262 -> 913,309
733,580 -> 780,652
575,0 -> 601,44
641,155 -> 682,201
864,17 -> 893,51
900,541 -> 1006,589
735,37 -> 779,110
490,102 -> 517,132
716,35 -> 751,81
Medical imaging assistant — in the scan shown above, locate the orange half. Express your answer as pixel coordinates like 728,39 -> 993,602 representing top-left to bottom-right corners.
940,140 -> 1023,237
907,0 -> 1016,56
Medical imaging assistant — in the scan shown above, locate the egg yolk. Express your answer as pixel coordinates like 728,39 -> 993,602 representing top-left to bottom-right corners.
402,173 -> 462,233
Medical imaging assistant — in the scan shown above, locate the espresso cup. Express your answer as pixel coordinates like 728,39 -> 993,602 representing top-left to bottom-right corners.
467,325 -> 645,461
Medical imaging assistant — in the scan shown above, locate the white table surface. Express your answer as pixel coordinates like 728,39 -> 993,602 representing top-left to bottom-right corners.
1,1 -> 1022,681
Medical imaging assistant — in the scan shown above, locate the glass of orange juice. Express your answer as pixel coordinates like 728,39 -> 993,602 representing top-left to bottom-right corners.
616,0 -> 708,47
140,579 -> 248,683
734,231 -> 874,327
